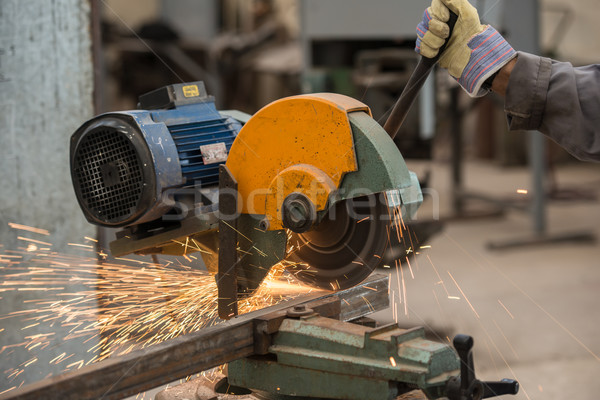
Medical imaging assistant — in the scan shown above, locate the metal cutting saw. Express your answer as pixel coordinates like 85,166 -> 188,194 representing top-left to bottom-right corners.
69,81 -> 421,319
19,18 -> 522,399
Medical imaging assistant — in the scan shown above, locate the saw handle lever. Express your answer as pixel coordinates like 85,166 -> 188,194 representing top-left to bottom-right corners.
383,11 -> 458,140
446,334 -> 519,400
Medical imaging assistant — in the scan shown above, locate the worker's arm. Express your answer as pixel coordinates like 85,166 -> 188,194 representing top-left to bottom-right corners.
489,57 -> 516,97
499,52 -> 600,162
416,0 -> 600,162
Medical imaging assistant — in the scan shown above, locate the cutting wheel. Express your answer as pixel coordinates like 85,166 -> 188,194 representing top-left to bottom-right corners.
285,195 -> 390,290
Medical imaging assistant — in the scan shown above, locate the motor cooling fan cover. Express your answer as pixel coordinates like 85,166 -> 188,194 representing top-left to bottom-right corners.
70,116 -> 158,227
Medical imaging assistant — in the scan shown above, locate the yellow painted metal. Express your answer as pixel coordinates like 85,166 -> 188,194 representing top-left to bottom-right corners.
226,93 -> 372,228
264,164 -> 337,230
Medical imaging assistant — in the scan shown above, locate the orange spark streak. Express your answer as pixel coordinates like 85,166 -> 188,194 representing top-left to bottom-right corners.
392,290 -> 397,322
0,387 -> 16,396
481,337 -> 499,374
361,296 -> 374,312
400,262 -> 407,316
67,243 -> 94,249
426,255 -> 450,296
447,271 -> 479,319
431,289 -> 446,324
8,223 -> 50,236
22,358 -> 37,367
394,260 -> 402,304
66,360 -> 84,369
492,320 -> 519,359
17,237 -> 52,247
478,323 -> 532,400
405,257 -> 414,279
497,299 -> 515,319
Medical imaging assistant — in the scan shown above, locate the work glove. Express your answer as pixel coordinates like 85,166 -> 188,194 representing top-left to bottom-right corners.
415,0 -> 517,97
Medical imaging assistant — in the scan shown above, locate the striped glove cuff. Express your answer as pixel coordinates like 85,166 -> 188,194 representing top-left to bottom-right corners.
415,8 -> 433,55
459,25 -> 517,97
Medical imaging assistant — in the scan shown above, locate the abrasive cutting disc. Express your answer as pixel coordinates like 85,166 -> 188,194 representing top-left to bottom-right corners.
285,195 -> 391,290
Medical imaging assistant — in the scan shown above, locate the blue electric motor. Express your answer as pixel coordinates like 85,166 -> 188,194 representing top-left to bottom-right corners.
70,82 -> 242,227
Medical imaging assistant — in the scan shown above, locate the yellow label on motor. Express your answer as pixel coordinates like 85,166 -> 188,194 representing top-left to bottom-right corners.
182,85 -> 199,98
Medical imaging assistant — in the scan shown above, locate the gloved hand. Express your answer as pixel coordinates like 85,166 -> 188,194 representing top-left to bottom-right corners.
415,0 -> 516,97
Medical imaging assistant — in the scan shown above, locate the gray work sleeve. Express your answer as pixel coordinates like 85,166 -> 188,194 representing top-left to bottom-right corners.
504,51 -> 600,162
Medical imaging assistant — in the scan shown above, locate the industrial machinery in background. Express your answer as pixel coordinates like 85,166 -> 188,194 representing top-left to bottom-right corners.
70,81 -> 422,319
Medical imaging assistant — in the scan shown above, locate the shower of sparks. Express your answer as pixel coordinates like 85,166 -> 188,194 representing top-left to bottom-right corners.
0,235 -> 310,388
0,199 -> 428,392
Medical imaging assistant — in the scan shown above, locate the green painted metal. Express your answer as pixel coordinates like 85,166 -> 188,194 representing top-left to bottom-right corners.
228,315 -> 460,400
334,111 -> 423,219
228,358 -> 402,400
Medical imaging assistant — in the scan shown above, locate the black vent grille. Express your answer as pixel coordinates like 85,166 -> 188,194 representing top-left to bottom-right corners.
74,128 -> 144,223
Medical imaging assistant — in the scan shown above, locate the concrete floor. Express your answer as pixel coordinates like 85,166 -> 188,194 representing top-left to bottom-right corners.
372,159 -> 600,400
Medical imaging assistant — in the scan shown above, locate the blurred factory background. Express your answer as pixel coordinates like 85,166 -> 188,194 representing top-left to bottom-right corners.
0,0 -> 598,399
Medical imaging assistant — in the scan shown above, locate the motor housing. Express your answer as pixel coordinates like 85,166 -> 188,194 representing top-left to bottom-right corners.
70,82 -> 242,227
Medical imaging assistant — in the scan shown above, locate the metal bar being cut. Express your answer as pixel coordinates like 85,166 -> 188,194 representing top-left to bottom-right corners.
0,274 -> 389,400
